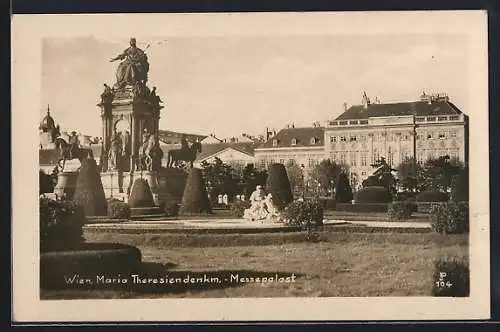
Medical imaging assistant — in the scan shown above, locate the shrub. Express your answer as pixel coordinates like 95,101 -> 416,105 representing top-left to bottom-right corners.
283,199 -> 324,230
266,163 -> 293,210
129,179 -> 155,208
72,158 -> 107,216
106,198 -> 131,219
388,201 -> 416,221
335,172 -> 353,203
354,186 -> 392,203
180,168 -> 212,215
394,191 -> 417,202
416,191 -> 449,202
40,197 -> 85,252
319,198 -> 336,210
336,203 -> 389,213
162,201 -> 180,217
431,258 -> 469,297
230,200 -> 251,218
429,202 -> 469,234
451,168 -> 469,202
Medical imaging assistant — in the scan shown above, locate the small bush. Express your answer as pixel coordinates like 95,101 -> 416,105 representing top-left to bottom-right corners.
388,201 -> 416,221
416,191 -> 449,202
39,170 -> 55,194
129,179 -> 155,208
336,203 -> 389,213
266,163 -> 293,210
107,199 -> 131,219
162,201 -> 180,217
40,197 -> 85,252
283,199 -> 324,231
319,198 -> 336,210
432,258 -> 469,297
429,202 -> 469,234
354,186 -> 392,203
230,200 -> 251,218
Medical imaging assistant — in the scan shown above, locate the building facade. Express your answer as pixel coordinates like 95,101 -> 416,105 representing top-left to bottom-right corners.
325,93 -> 468,186
254,126 -> 325,170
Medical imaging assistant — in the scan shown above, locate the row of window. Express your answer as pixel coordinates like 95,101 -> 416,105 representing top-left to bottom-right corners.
328,115 -> 461,126
328,130 -> 458,143
273,137 -> 320,147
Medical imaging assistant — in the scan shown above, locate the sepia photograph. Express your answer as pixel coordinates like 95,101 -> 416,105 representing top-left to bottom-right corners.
12,11 -> 489,322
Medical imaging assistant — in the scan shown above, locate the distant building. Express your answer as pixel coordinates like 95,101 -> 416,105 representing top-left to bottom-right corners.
194,142 -> 257,168
200,134 -> 223,144
325,92 -> 469,184
254,126 -> 325,169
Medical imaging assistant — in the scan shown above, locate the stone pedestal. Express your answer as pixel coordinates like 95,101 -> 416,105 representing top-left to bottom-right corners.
54,171 -> 79,200
101,171 -> 132,202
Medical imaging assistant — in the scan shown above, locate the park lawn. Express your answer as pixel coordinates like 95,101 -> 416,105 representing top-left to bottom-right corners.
324,210 -> 429,223
41,232 -> 468,299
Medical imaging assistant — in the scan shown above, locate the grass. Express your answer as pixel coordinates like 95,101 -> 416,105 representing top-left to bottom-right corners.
41,230 -> 468,299
324,210 -> 429,222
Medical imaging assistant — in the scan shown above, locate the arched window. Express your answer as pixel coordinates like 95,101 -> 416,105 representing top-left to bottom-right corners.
291,138 -> 297,146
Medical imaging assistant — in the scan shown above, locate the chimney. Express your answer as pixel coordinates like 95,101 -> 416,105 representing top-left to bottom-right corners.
343,102 -> 348,111
362,91 -> 371,109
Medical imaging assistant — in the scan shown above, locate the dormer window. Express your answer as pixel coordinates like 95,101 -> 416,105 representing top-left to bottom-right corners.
291,138 -> 297,146
310,137 -> 317,145
272,139 -> 278,147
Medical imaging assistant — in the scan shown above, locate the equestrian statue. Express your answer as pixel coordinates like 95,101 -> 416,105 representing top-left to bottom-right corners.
167,136 -> 202,168
54,132 -> 93,171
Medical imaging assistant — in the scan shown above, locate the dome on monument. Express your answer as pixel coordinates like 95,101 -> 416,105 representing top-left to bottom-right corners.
40,107 -> 56,131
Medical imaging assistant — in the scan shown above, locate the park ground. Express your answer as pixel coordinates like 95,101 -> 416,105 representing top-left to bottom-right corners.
41,227 -> 468,299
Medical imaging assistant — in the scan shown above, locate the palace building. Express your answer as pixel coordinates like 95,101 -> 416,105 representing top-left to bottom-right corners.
325,92 -> 469,186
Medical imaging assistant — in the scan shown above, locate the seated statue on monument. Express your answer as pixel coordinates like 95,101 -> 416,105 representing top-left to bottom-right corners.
110,37 -> 150,89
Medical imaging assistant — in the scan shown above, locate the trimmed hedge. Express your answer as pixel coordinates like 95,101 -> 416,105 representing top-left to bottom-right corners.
354,186 -> 392,203
388,201 -> 416,221
319,198 -> 336,210
180,168 -> 212,215
129,179 -> 155,208
266,163 -> 293,210
107,199 -> 131,219
416,191 -> 449,202
336,203 -> 389,213
429,202 -> 469,234
230,200 -> 251,218
431,258 -> 469,297
40,197 -> 85,252
72,158 -> 107,216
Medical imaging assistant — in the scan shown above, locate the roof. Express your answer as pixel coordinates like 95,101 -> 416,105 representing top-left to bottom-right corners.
258,127 -> 325,149
158,130 -> 207,144
195,142 -> 258,161
335,100 -> 463,121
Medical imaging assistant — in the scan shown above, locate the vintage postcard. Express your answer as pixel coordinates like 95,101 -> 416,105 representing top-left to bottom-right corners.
12,11 -> 490,322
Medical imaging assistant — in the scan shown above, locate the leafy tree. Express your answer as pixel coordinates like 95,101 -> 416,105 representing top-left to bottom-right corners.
395,157 -> 424,192
242,163 -> 268,197
451,166 -> 469,202
308,159 -> 343,196
421,156 -> 464,192
335,172 -> 353,203
285,160 -> 304,195
201,157 -> 238,202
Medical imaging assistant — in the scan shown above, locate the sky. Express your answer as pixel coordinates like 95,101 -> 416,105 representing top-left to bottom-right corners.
41,34 -> 468,138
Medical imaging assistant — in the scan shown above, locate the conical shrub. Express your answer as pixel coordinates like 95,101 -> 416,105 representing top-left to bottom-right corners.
73,158 -> 107,216
335,172 -> 353,203
266,163 -> 293,210
128,179 -> 155,208
180,168 -> 212,215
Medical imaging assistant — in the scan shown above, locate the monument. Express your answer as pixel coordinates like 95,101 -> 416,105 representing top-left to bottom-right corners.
98,38 -> 164,204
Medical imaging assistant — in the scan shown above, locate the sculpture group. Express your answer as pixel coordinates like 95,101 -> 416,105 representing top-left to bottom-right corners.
243,185 -> 283,223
